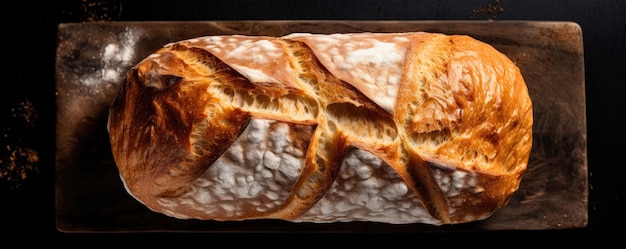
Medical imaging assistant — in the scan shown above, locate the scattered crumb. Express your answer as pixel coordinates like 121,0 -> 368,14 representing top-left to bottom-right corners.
471,0 -> 505,20
81,0 -> 121,22
0,146 -> 39,188
11,100 -> 37,127
1,99 -> 40,190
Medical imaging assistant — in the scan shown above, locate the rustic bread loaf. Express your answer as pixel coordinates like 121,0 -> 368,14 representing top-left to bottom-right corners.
107,32 -> 533,225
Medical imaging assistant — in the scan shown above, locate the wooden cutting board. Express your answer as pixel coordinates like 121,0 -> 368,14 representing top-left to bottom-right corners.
55,21 -> 587,232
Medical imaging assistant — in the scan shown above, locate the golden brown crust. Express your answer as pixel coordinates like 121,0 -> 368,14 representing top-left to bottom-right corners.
391,34 -> 532,222
108,32 -> 532,225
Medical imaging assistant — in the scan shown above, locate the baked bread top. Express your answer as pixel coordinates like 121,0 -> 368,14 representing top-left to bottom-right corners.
108,32 -> 533,225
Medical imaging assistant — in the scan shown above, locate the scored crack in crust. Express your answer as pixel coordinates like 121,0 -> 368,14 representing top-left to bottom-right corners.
107,32 -> 533,225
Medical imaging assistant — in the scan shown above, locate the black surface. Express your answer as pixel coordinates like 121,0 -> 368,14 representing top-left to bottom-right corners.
2,0 -> 624,246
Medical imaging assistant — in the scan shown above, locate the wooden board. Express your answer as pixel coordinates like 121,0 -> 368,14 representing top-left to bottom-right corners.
55,21 -> 587,232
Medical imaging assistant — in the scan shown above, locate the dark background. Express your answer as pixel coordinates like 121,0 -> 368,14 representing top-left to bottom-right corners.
2,0 -> 624,246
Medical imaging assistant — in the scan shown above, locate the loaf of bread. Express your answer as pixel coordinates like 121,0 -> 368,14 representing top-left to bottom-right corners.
107,32 -> 533,225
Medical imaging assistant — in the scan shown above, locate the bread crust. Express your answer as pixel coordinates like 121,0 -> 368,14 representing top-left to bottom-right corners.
108,32 -> 532,225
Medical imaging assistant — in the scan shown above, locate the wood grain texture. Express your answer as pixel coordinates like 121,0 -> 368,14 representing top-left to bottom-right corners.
55,21 -> 587,232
